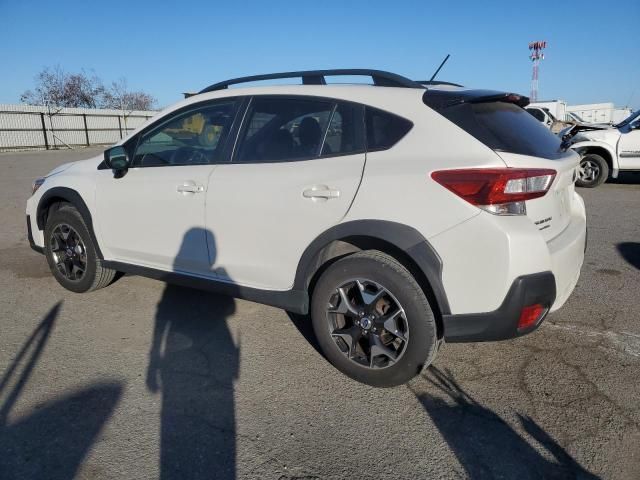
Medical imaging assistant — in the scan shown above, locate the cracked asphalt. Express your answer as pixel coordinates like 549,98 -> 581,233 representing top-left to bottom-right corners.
0,147 -> 639,479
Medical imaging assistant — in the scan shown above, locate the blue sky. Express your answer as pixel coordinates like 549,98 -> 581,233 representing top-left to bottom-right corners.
1,0 -> 638,109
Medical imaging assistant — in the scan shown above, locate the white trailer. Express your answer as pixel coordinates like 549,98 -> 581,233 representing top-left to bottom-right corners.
567,103 -> 632,125
612,107 -> 633,124
528,100 -> 568,121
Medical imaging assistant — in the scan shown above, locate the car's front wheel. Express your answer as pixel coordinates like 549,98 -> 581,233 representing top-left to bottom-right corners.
576,153 -> 609,188
311,250 -> 438,387
44,203 -> 117,293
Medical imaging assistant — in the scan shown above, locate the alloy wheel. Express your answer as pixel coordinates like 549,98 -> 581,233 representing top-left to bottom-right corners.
578,159 -> 600,183
326,279 -> 409,369
49,223 -> 87,281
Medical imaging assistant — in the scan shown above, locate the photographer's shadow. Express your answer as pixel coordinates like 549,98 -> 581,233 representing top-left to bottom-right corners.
146,228 -> 239,480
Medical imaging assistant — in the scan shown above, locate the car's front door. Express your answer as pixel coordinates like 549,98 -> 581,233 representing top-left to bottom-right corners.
95,99 -> 240,274
617,119 -> 640,170
205,96 -> 367,290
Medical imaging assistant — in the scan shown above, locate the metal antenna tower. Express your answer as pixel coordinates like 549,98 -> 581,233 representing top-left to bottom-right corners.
528,40 -> 547,102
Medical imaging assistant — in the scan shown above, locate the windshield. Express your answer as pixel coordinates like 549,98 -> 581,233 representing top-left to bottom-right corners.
543,108 -> 557,122
436,101 -> 563,159
614,109 -> 640,128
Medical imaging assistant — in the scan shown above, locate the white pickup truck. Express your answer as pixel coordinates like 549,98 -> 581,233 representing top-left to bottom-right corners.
561,109 -> 640,187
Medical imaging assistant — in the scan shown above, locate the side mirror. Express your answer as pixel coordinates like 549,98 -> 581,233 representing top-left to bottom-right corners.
104,146 -> 130,171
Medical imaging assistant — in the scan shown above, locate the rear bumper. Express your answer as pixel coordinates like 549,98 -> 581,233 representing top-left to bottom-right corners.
442,272 -> 556,342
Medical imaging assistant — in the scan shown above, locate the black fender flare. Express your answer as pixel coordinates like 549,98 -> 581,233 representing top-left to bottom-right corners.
36,186 -> 104,259
293,220 -> 451,315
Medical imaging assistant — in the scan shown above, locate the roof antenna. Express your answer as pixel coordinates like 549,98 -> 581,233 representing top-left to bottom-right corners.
429,54 -> 450,82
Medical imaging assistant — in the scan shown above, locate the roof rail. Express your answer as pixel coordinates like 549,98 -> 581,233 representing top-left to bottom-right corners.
199,69 -> 424,94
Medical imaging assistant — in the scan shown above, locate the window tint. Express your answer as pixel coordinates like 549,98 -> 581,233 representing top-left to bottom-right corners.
236,97 -> 334,162
440,102 -> 562,159
322,102 -> 365,156
132,101 -> 237,167
365,107 -> 413,151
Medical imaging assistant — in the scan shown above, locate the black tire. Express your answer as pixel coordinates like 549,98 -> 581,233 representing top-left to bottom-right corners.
44,204 -> 116,293
576,153 -> 609,188
311,250 -> 438,387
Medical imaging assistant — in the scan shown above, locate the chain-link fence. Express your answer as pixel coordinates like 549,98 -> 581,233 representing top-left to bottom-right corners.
0,104 -> 157,152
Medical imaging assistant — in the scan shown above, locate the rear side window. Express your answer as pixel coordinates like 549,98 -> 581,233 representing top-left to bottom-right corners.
365,107 -> 413,151
236,97 -> 333,162
439,102 -> 563,158
322,102 -> 365,156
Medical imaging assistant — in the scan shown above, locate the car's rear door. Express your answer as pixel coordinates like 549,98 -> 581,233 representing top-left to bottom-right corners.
204,96 -> 366,290
95,98 -> 240,274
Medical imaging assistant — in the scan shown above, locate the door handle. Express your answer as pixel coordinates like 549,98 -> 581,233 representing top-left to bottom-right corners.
303,185 -> 340,200
177,181 -> 205,194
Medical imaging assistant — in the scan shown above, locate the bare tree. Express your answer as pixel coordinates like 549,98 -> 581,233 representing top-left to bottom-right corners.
20,66 -> 105,108
20,66 -> 67,106
21,67 -> 155,110
63,72 -> 105,108
102,78 -> 156,111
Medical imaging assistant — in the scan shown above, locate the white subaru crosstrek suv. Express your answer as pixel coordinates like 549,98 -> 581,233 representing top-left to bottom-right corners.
26,69 -> 586,387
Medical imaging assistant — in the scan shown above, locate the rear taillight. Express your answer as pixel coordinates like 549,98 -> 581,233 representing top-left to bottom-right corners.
431,168 -> 556,215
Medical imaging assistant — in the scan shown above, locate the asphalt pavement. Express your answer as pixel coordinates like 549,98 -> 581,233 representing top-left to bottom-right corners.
0,147 -> 638,479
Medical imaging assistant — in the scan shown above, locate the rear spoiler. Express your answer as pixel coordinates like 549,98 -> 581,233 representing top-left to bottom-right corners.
415,80 -> 464,88
423,89 -> 530,110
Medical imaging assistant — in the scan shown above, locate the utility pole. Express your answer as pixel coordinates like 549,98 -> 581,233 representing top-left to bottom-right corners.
529,40 -> 547,102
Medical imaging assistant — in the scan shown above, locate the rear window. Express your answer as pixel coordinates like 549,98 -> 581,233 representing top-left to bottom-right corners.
438,101 -> 563,158
365,107 -> 413,151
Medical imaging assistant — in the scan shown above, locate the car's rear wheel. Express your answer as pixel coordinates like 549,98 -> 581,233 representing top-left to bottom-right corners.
311,250 -> 438,387
44,204 -> 117,293
576,153 -> 608,188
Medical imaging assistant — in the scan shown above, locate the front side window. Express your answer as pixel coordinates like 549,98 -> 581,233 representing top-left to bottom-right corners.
236,97 -> 334,162
131,100 -> 238,167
